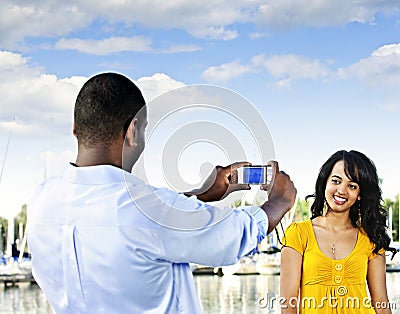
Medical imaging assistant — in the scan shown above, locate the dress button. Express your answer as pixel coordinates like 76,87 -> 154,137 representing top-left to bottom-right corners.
335,263 -> 343,271
334,275 -> 342,284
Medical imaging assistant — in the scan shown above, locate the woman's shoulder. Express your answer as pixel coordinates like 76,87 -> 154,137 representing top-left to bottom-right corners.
286,219 -> 312,229
283,220 -> 313,253
285,219 -> 313,235
358,228 -> 383,254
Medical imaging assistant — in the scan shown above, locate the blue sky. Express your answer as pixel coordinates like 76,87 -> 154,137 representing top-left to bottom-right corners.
0,1 -> 400,217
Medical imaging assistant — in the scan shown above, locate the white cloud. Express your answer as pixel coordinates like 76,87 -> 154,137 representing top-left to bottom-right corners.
2,0 -> 398,48
372,44 -> 400,57
0,50 -> 28,67
202,43 -> 400,88
136,73 -> 186,102
0,2 -> 89,49
54,36 -> 152,55
202,60 -> 257,83
0,1 -> 245,47
94,1 -> 245,40
54,37 -> 200,56
253,54 -> 332,86
0,51 -> 189,138
202,54 -> 332,86
0,51 -> 86,138
340,43 -> 400,86
160,44 -> 202,54
249,32 -> 270,39
188,26 -> 238,41
254,0 -> 399,29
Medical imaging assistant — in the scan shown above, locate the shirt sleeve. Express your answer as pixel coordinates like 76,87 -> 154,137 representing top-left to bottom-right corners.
240,206 -> 268,255
368,247 -> 386,260
358,228 -> 386,260
153,189 -> 268,267
282,222 -> 305,255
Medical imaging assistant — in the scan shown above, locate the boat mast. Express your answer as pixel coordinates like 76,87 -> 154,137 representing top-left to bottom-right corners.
0,132 -> 12,256
0,132 -> 11,185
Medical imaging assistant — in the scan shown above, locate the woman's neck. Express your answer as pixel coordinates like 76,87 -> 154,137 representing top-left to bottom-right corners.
321,211 -> 353,230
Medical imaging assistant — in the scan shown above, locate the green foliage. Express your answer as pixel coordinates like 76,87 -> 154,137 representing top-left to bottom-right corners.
230,199 -> 253,208
293,198 -> 310,222
0,216 -> 6,253
0,204 -> 28,254
14,204 -> 27,241
231,197 -> 311,222
384,194 -> 399,242
15,204 -> 27,225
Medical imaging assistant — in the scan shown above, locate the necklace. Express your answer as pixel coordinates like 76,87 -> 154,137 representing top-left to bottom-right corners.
330,226 -> 352,257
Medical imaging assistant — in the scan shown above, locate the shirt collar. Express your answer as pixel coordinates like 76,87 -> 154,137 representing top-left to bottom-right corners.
62,163 -> 142,185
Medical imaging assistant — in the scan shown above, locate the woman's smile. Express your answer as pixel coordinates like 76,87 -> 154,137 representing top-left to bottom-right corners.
333,194 -> 347,205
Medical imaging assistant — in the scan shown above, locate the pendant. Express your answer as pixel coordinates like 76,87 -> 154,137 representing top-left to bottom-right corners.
331,243 -> 336,256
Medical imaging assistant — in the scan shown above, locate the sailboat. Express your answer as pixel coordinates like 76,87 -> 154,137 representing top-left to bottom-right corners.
216,201 -> 296,276
255,202 -> 296,275
0,132 -> 34,286
386,204 -> 400,272
0,219 -> 34,286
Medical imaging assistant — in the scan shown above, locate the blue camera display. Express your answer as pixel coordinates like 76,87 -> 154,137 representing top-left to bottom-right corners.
243,166 -> 265,184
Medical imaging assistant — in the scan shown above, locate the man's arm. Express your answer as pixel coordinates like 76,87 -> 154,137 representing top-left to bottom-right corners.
184,161 -> 251,202
185,160 -> 297,233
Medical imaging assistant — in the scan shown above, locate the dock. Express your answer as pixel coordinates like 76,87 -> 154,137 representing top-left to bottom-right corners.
0,260 -> 34,287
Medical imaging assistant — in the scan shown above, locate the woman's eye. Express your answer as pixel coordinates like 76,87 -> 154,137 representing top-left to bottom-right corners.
331,179 -> 340,184
349,184 -> 358,190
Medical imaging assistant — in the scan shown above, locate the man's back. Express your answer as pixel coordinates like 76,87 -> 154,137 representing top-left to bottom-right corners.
27,165 -> 204,313
27,164 -> 265,313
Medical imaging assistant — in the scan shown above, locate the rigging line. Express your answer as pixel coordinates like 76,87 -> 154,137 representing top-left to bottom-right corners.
0,131 -> 11,185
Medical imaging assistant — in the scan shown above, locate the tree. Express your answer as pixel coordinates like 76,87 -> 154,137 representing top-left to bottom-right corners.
0,216 -> 7,254
0,204 -> 29,255
230,199 -> 252,208
14,204 -> 27,241
293,198 -> 310,222
384,194 -> 399,242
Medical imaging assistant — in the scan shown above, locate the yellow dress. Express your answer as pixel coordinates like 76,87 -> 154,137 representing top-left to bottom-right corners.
283,219 -> 382,313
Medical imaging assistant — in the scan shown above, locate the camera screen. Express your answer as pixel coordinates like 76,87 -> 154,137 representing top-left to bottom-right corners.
243,166 -> 266,184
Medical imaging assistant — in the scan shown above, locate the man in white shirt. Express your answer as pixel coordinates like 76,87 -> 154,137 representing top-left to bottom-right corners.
27,72 -> 296,313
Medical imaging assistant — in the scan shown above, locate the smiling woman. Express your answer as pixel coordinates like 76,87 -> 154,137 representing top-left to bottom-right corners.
280,150 -> 397,314
324,161 -> 361,212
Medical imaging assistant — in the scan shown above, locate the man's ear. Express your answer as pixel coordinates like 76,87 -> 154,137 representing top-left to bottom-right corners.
73,122 -> 77,138
125,118 -> 137,147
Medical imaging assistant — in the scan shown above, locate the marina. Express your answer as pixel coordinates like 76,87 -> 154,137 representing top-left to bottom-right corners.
1,271 -> 400,313
0,262 -> 34,287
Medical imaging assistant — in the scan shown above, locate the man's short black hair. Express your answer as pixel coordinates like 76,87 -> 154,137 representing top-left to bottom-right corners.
74,72 -> 146,147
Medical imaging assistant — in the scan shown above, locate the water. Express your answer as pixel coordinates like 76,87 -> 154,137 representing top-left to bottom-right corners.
0,283 -> 52,314
1,273 -> 400,313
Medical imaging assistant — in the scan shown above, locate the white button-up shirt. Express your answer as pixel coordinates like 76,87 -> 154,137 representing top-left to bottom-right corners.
27,165 -> 267,313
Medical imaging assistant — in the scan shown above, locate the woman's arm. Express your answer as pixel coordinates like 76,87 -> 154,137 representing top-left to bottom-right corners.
280,246 -> 302,313
367,254 -> 392,314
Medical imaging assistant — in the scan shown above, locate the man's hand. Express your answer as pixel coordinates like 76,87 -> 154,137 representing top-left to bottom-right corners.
184,161 -> 251,202
260,161 -> 297,233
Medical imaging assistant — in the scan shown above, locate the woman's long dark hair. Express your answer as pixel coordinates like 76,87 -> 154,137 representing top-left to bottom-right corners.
306,150 -> 395,256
